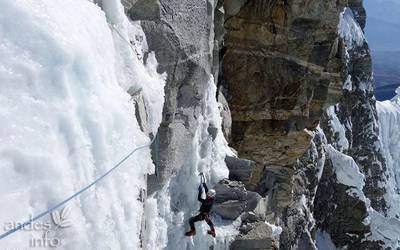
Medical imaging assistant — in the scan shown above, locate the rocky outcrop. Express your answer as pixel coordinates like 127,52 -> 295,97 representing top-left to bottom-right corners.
128,86 -> 152,136
222,0 -> 346,217
314,155 -> 384,249
279,129 -> 326,250
213,179 -> 262,220
218,90 -> 232,140
121,0 -> 138,12
225,156 -> 255,182
231,221 -> 280,250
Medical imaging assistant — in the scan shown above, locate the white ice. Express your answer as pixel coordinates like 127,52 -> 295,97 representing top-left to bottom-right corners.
0,0 -> 164,249
143,78 -> 235,250
375,86 -> 400,247
325,106 -> 349,152
339,7 -> 365,49
377,89 -> 400,210
325,145 -> 365,191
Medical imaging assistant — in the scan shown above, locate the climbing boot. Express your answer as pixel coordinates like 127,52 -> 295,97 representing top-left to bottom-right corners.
207,228 -> 216,238
185,230 -> 196,237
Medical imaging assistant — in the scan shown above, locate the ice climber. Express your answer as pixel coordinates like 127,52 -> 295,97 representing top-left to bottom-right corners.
185,174 -> 216,238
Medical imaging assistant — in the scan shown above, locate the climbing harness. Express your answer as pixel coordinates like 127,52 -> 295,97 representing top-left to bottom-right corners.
0,137 -> 155,241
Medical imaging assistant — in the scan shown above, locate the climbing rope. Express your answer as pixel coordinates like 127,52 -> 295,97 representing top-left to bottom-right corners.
107,23 -> 142,60
0,137 -> 155,241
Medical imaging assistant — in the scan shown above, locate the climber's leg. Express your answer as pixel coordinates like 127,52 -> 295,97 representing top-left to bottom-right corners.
204,214 -> 214,229
190,214 -> 204,230
204,214 -> 216,237
185,214 -> 204,236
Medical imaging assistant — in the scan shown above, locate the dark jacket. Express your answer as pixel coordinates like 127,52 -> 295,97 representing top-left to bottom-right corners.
198,183 -> 214,213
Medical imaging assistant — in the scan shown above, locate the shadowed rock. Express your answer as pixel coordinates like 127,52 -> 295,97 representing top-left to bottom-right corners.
225,156 -> 255,182
231,221 -> 279,250
222,0 -> 346,217
213,179 -> 262,220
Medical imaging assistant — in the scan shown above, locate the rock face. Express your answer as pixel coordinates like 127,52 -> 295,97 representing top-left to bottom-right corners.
213,179 -> 261,220
279,129 -> 326,250
128,2 -> 232,249
278,2 -> 393,249
225,156 -> 255,182
129,0 -> 218,185
312,3 -> 390,249
124,0 -> 400,249
314,156 -> 383,249
335,11 -> 387,214
222,0 -> 345,216
218,91 -> 233,140
223,1 -> 396,249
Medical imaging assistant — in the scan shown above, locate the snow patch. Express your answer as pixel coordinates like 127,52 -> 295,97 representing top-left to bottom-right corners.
377,98 -> 400,218
325,145 -> 365,191
326,106 -> 349,152
366,209 -> 400,248
265,221 -> 282,238
343,75 -> 353,91
339,8 -> 365,49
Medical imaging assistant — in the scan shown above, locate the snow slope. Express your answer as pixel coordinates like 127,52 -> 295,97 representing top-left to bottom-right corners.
0,0 -> 164,249
377,87 -> 400,217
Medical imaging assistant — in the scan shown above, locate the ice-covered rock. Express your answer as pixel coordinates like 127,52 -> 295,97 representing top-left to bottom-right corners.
127,1 -> 233,249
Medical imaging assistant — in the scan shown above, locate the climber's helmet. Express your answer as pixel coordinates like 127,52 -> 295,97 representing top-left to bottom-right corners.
207,189 -> 216,198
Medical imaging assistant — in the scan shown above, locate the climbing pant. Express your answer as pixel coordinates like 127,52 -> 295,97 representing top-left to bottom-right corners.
189,213 -> 214,231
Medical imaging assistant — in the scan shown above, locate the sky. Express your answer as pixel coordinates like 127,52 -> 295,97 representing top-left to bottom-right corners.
364,0 -> 400,100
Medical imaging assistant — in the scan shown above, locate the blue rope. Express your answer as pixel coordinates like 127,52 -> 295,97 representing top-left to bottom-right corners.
0,137 -> 155,240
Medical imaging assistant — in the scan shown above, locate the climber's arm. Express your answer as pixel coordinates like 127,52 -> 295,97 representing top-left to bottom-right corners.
202,183 -> 208,193
198,185 -> 205,202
